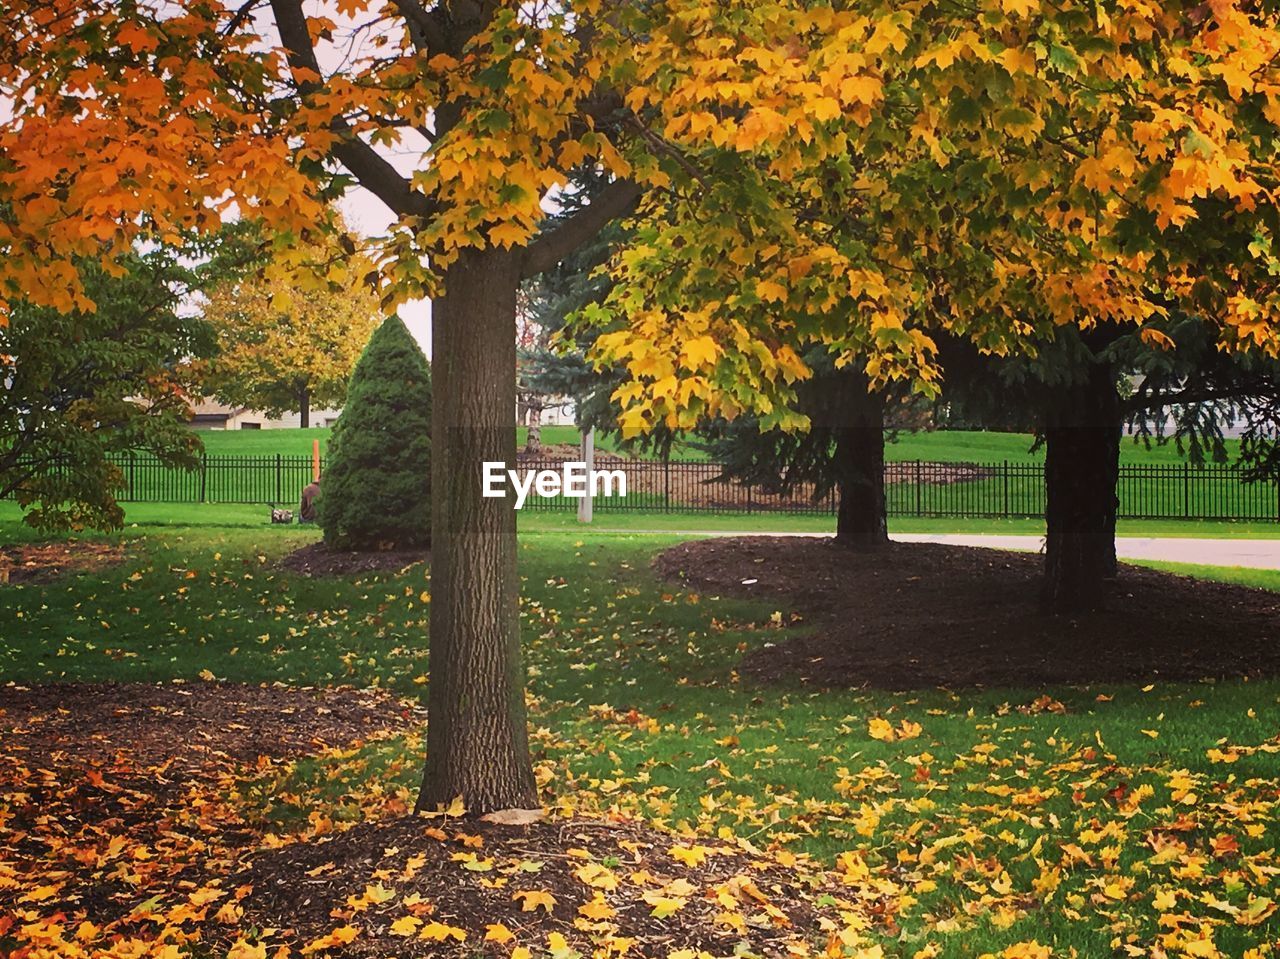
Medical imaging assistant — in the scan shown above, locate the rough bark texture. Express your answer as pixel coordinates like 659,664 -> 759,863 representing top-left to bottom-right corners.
833,392 -> 888,549
417,249 -> 537,814
1040,361 -> 1121,614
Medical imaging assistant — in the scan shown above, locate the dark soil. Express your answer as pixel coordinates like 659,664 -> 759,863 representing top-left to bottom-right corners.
237,815 -> 854,958
0,681 -> 422,770
0,541 -> 126,584
280,540 -> 429,577
654,536 -> 1280,689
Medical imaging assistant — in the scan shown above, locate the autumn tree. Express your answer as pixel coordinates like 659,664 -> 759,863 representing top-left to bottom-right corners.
321,315 -> 432,550
201,232 -> 380,427
1,0 -> 647,814
588,2 -> 1280,614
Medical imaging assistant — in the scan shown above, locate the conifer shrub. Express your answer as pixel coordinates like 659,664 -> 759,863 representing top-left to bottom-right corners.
320,315 -> 432,550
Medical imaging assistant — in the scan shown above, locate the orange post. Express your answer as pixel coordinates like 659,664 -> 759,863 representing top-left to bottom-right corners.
313,439 -> 321,482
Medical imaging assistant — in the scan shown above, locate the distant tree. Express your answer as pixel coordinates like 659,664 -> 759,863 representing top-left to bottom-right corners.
0,235 -> 249,531
521,169 -> 628,448
320,316 -> 432,551
201,233 -> 380,427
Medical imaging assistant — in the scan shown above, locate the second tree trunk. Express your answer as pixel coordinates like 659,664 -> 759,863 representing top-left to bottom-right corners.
1040,360 -> 1120,614
833,386 -> 888,549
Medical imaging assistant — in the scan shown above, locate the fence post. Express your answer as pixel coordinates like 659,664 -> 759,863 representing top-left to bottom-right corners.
746,479 -> 753,514
1002,460 -> 1009,517
199,453 -> 207,503
664,457 -> 671,514
1183,461 -> 1190,518
275,453 -> 282,504
915,460 -> 923,516
127,453 -> 136,502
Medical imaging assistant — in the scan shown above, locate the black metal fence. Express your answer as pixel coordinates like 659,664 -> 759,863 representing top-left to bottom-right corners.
111,453 -> 320,505
515,457 -> 1280,521
28,454 -> 1280,522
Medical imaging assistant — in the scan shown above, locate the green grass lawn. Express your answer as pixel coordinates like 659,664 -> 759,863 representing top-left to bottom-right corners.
193,425 -> 1241,466
2,510 -> 1278,956
7,500 -> 1280,539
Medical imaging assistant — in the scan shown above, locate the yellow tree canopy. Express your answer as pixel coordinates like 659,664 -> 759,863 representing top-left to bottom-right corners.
3,0 -> 1280,426
200,231 -> 383,421
585,0 -> 1280,431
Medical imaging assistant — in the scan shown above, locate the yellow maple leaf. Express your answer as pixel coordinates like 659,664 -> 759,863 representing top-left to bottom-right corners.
579,897 -> 615,921
485,923 -> 514,943
756,278 -> 787,303
643,892 -> 685,918
1002,942 -> 1052,959
680,336 -> 719,371
867,717 -> 895,742
304,924 -> 359,953
669,844 -> 710,867
419,921 -> 467,943
389,915 -> 421,936
1000,0 -> 1038,18
488,220 -> 529,249
513,889 -> 556,913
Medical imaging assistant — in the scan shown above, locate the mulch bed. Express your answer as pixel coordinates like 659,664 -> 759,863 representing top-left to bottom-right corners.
654,536 -> 1280,689
280,541 -> 429,577
0,541 -> 126,584
236,816 -> 854,958
0,683 -> 424,937
1,684 -> 865,958
0,681 -> 422,771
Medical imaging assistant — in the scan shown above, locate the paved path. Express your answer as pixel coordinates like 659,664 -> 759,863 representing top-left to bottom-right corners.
595,529 -> 1280,570
892,533 -> 1280,570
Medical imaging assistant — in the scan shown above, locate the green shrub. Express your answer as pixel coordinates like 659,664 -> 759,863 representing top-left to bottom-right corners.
320,315 -> 432,550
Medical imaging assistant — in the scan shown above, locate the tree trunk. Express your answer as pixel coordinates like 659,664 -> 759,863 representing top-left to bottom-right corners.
417,248 -> 537,814
1040,361 -> 1121,614
833,385 -> 889,549
299,387 -> 310,429
525,401 -> 543,454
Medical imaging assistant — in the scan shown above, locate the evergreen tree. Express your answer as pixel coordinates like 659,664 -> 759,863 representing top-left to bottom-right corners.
521,169 -> 628,442
320,316 -> 432,550
698,351 -> 919,550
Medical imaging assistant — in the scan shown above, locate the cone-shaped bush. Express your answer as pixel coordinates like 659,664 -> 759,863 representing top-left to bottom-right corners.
320,315 -> 432,550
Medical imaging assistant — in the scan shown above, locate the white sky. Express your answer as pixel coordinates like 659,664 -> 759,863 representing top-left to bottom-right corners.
335,190 -> 432,357
311,3 -> 433,356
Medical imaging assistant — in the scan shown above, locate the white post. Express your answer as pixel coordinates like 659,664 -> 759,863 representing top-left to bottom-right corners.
578,425 -> 594,524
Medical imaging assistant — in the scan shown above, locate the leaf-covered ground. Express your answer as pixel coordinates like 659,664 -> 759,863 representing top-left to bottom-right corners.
1,522 -> 1278,958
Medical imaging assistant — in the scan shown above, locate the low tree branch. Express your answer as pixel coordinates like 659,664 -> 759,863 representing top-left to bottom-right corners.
520,179 -> 641,279
269,0 -> 436,220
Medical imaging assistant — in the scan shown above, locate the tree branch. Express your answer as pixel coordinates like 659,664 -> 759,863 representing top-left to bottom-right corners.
269,0 -> 436,220
520,178 -> 641,279
391,0 -> 449,56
